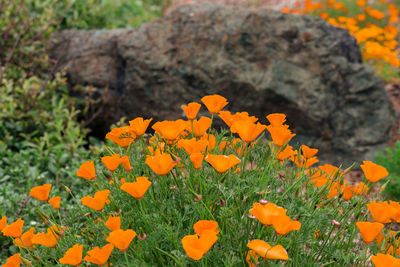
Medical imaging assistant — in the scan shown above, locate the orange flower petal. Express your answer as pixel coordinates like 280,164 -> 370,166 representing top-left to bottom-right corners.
105,216 -> 121,231
182,102 -> 201,120
29,184 -> 52,202
201,95 -> 228,114
2,218 -> 24,238
48,196 -> 61,210
106,229 -> 137,251
76,160 -> 96,180
356,221 -> 384,243
129,117 -> 152,137
120,176 -> 152,199
361,161 -> 389,183
59,244 -> 83,266
84,244 -> 114,265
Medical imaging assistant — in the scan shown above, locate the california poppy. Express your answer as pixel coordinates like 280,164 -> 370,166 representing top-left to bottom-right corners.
230,120 -> 267,143
360,161 -> 389,183
266,113 -> 287,126
246,250 -> 259,267
48,196 -> 61,210
193,220 -> 219,236
145,151 -> 177,176
200,134 -> 216,150
190,152 -> 204,170
177,138 -> 208,155
120,176 -> 152,199
247,240 -> 288,261
29,184 -> 52,202
14,227 -> 35,249
80,190 -> 111,211
182,102 -> 201,120
2,218 -> 24,238
32,230 -> 59,248
219,111 -> 258,128
301,145 -> 318,159
101,154 -> 122,172
201,95 -> 228,114
190,117 -> 212,137
181,230 -> 218,260
272,215 -> 301,235
267,126 -> 295,147
204,154 -> 241,173
370,253 -> 400,266
367,201 -> 399,223
249,202 -> 287,226
106,229 -> 137,251
129,117 -> 152,137
0,216 -> 7,231
3,253 -> 21,267
356,221 -> 384,243
152,120 -> 188,141
84,244 -> 114,265
105,216 -> 121,231
59,244 -> 83,266
105,126 -> 136,148
120,155 -> 132,172
276,145 -> 297,161
76,160 -> 96,180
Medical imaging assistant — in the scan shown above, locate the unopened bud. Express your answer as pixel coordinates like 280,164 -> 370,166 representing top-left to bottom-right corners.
62,184 -> 71,194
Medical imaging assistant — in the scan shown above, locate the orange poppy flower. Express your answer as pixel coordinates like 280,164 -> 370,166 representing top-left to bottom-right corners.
145,151 -> 177,176
267,125 -> 295,147
354,182 -> 369,195
301,145 -> 318,159
249,202 -> 287,226
200,134 -> 216,150
370,253 -> 400,266
190,152 -> 204,170
84,244 -> 114,265
14,227 -> 35,249
105,126 -> 136,148
230,120 -> 267,143
129,117 -> 152,137
266,113 -> 287,127
120,176 -> 152,199
101,154 -> 122,172
0,216 -> 7,231
360,161 -> 389,183
105,216 -> 121,231
80,190 -> 111,211
2,218 -> 24,238
59,244 -> 83,266
120,156 -> 132,172
204,154 -> 241,173
152,120 -> 188,141
76,160 -> 96,180
219,111 -> 258,128
32,230 -> 59,248
292,155 -> 319,169
191,117 -> 212,137
193,220 -> 219,236
247,240 -> 288,261
367,201 -> 399,223
246,250 -> 259,267
201,94 -> 228,114
276,145 -> 297,161
48,196 -> 61,210
356,222 -> 384,244
106,229 -> 137,251
181,230 -> 218,260
3,253 -> 21,267
177,138 -> 208,155
29,184 -> 52,202
272,215 -> 301,235
182,102 -> 201,120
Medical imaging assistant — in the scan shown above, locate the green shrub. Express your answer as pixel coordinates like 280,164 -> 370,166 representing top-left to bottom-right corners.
377,140 -> 400,200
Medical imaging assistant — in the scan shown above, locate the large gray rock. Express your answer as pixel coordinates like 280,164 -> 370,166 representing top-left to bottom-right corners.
50,3 -> 395,166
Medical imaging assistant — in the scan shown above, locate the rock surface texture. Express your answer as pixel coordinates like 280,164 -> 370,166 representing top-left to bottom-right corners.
50,3 -> 395,166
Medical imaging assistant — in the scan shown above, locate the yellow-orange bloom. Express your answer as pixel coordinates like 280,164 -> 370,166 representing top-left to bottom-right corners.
219,111 -> 258,128
29,184 -> 52,202
48,196 -> 61,210
101,154 -> 122,172
145,151 -> 177,176
106,229 -> 137,251
0,216 -> 7,231
249,202 -> 287,226
204,154 -> 241,173
231,120 -> 266,143
59,244 -> 83,266
80,190 -> 111,211
301,145 -> 318,159
32,228 -> 60,248
3,253 -> 21,267
182,102 -> 201,120
120,176 -> 152,199
177,138 -> 208,155
190,152 -> 204,170
105,216 -> 121,231
120,155 -> 132,172
276,145 -> 297,161
371,253 -> 400,266
182,230 -> 218,261
193,220 -> 219,236
152,120 -> 188,141
191,117 -> 212,137
356,222 -> 384,244
267,125 -> 295,147
2,218 -> 24,238
367,201 -> 399,223
14,227 -> 35,249
266,113 -> 287,127
201,94 -> 228,114
272,215 -> 301,235
84,244 -> 114,265
105,126 -> 136,148
246,250 -> 259,267
361,161 -> 389,183
247,240 -> 288,261
76,160 -> 96,180
200,134 -> 216,150
129,117 -> 152,137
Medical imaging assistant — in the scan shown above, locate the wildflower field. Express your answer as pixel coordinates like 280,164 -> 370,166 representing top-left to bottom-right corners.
1,94 -> 400,266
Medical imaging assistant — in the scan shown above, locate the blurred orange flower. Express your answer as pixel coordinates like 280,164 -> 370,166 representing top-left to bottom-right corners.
177,138 -> 208,155
193,220 -> 219,236
272,215 -> 301,235
101,154 -> 122,172
48,196 -> 61,210
249,202 -> 287,226
120,176 -> 152,199
356,221 -> 384,243
29,184 -> 52,202
182,102 -> 201,120
219,111 -> 258,128
106,229 -> 137,251
105,216 -> 121,231
204,154 -> 240,173
76,160 -> 96,180
120,155 -> 132,172
190,152 -> 204,170
84,244 -> 114,266
360,161 -> 389,183
247,240 -> 288,260
80,190 -> 111,211
2,218 -> 24,238
105,126 -> 136,148
267,126 -> 295,147
301,145 -> 318,159
266,113 -> 288,127
129,117 -> 152,137
14,227 -> 35,249
59,244 -> 83,266
0,216 -> 7,231
231,120 -> 266,143
371,253 -> 400,266
3,253 -> 21,267
191,117 -> 212,137
152,120 -> 188,141
182,230 -> 218,260
201,94 -> 228,114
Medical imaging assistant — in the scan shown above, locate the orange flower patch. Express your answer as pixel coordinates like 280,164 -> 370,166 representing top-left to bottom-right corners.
59,244 -> 83,266
76,160 -> 96,180
266,113 -> 288,127
247,240 -> 288,261
0,216 -> 7,231
367,201 -> 400,223
204,154 -> 241,173
301,145 -> 318,159
80,190 -> 111,211
120,176 -> 152,199
120,155 -> 132,172
105,126 -> 136,148
182,102 -> 201,120
201,94 -> 228,115
360,161 -> 389,183
2,218 -> 24,238
106,229 -> 137,251
29,184 -> 52,202
200,134 -> 216,150
84,243 -> 114,266
129,117 -> 152,137
32,228 -> 60,248
276,145 -> 297,161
